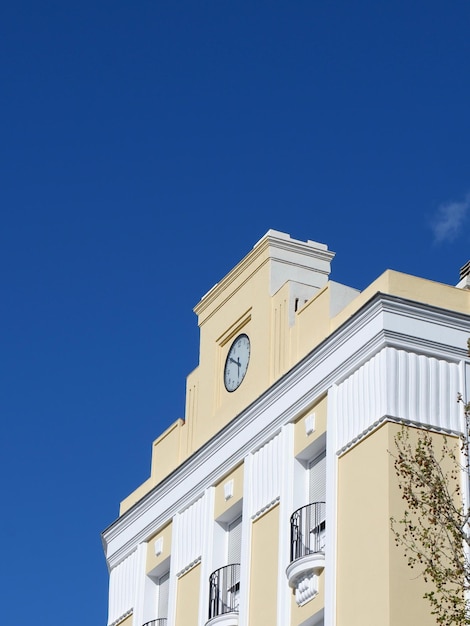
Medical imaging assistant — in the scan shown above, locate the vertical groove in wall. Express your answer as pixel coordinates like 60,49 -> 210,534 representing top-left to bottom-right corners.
337,347 -> 461,452
249,432 -> 282,517
273,305 -> 279,381
272,300 -> 289,382
174,493 -> 209,574
278,300 -> 289,376
108,549 -> 139,625
185,383 -> 198,455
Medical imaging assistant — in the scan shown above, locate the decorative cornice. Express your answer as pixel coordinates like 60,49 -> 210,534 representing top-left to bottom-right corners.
109,609 -> 133,626
103,292 -> 470,568
194,231 -> 333,318
176,556 -> 201,578
251,497 -> 280,521
337,415 -> 462,457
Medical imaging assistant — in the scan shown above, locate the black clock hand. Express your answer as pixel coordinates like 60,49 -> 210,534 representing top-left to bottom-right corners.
229,357 -> 241,367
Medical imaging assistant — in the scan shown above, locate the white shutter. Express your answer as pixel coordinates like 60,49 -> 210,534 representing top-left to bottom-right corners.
157,571 -> 169,619
309,451 -> 326,504
227,516 -> 242,564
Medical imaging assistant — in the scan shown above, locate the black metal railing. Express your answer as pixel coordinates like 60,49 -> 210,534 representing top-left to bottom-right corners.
290,501 -> 326,562
208,563 -> 241,619
142,620 -> 167,626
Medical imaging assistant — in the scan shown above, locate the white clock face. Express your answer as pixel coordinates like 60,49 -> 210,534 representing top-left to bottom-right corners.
224,334 -> 251,392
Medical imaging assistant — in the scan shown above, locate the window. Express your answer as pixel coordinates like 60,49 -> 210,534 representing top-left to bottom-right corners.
227,515 -> 242,564
157,571 -> 169,620
226,515 -> 242,610
308,451 -> 326,552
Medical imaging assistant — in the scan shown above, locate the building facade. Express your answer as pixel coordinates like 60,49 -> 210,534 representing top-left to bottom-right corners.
102,230 -> 470,626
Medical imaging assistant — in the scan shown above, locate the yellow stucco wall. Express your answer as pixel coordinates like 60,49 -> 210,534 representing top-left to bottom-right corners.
333,270 -> 470,331
175,564 -> 201,626
150,419 -> 185,484
294,283 -> 331,363
336,421 -> 461,626
294,396 -> 327,457
146,521 -> 172,575
214,463 -> 244,520
388,424 -> 462,625
336,423 -> 391,625
248,505 -> 280,625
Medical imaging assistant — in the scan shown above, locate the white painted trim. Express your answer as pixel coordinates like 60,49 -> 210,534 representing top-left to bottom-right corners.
176,557 -> 202,579
167,513 -> 179,626
238,453 -> 253,626
198,487 -> 215,626
277,424 -> 295,626
108,609 -> 133,626
294,572 -> 319,606
324,384 -> 338,626
205,612 -> 239,626
224,480 -> 234,501
154,537 -> 163,557
250,497 -> 279,521
133,543 -> 147,626
107,548 -> 139,626
286,553 -> 325,586
305,412 -> 315,436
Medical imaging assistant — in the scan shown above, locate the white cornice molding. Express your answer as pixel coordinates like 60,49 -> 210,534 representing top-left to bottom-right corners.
108,609 -> 133,626
337,415 -> 462,457
103,293 -> 470,568
251,497 -> 280,521
381,295 -> 470,332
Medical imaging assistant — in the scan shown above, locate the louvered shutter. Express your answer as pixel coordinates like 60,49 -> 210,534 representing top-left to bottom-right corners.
227,516 -> 242,564
157,571 -> 170,619
309,451 -> 326,503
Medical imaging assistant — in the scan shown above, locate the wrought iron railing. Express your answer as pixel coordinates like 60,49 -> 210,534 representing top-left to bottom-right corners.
290,501 -> 326,562
208,563 -> 241,619
142,620 -> 167,626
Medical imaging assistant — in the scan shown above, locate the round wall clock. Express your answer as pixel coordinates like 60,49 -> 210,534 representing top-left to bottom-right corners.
224,333 -> 251,392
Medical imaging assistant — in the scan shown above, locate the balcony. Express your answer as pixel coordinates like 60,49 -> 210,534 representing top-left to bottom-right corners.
142,621 -> 167,626
286,502 -> 326,597
206,563 -> 240,626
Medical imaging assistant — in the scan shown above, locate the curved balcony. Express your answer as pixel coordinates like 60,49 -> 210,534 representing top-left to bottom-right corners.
286,502 -> 326,589
142,620 -> 167,626
206,563 -> 240,626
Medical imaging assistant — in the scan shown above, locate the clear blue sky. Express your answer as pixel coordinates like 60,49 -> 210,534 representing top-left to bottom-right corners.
1,1 -> 469,624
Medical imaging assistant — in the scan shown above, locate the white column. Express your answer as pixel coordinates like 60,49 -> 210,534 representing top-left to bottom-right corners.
276,423 -> 295,626
198,487 -> 215,626
132,543 -> 148,626
324,384 -> 338,626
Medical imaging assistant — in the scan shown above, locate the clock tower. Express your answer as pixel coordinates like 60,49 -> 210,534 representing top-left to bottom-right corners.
184,229 -> 336,456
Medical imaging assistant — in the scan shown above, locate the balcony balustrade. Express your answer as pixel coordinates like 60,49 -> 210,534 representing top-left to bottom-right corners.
290,501 -> 326,562
286,502 -> 326,592
142,620 -> 167,626
207,563 -> 240,624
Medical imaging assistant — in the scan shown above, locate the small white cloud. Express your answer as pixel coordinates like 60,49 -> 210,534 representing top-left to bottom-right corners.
432,192 -> 470,243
